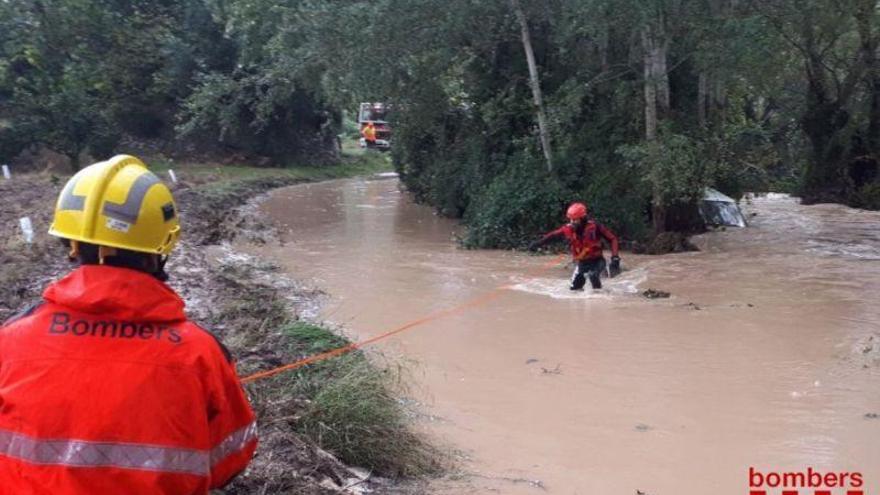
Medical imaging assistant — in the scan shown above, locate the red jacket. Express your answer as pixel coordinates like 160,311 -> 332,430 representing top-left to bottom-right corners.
0,265 -> 256,495
538,220 -> 619,261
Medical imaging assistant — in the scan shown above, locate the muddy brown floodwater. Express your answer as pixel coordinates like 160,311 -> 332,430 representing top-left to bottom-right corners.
250,178 -> 880,495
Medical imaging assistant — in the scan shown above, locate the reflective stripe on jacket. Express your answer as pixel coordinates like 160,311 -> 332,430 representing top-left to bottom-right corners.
0,265 -> 257,494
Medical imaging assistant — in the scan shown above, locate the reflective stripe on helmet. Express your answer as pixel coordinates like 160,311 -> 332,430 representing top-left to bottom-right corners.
102,172 -> 161,224
58,169 -> 162,227
0,421 -> 257,476
58,176 -> 86,212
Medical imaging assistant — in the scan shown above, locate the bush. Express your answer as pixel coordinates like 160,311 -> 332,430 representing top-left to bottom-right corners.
178,71 -> 340,164
582,168 -> 652,242
463,153 -> 567,249
342,116 -> 361,140
619,132 -> 708,207
0,124 -> 28,163
852,181 -> 880,210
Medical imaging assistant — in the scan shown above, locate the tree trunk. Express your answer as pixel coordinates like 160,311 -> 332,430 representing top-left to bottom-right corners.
511,0 -> 553,172
652,203 -> 667,234
712,76 -> 726,114
698,71 -> 726,127
800,102 -> 849,202
655,40 -> 670,115
699,0 -> 729,128
698,72 -> 709,127
598,26 -> 609,71
868,73 -> 880,155
642,28 -> 659,141
642,26 -> 667,233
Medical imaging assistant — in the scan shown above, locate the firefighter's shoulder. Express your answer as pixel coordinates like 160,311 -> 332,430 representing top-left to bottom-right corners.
178,320 -> 234,364
1,301 -> 45,329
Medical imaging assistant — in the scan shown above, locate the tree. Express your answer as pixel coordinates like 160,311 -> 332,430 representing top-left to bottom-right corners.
176,0 -> 342,164
755,0 -> 876,202
511,0 -> 554,172
0,0 -> 120,170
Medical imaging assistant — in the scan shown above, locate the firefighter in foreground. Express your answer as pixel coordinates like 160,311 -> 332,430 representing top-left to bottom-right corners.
529,202 -> 621,290
0,155 -> 257,494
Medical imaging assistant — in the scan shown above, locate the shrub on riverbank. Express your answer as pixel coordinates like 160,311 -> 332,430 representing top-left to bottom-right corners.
274,323 -> 439,476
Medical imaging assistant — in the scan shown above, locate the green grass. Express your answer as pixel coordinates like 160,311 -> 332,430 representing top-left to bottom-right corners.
286,321 -> 350,353
253,322 -> 440,477
146,139 -> 391,185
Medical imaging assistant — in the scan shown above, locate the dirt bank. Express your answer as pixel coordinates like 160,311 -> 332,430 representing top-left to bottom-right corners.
0,169 -> 428,494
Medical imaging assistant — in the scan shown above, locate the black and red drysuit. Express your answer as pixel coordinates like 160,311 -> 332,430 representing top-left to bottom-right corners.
530,220 -> 620,290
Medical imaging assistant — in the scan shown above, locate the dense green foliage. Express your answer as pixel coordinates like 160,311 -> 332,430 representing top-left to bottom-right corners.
0,0 -> 338,167
327,0 -> 880,243
2,0 -> 880,244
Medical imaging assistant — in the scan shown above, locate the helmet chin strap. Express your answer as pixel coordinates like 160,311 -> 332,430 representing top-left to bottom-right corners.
155,255 -> 170,282
98,246 -> 118,265
68,240 -> 80,260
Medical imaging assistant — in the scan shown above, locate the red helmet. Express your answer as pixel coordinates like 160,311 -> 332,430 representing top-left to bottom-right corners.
566,202 -> 588,221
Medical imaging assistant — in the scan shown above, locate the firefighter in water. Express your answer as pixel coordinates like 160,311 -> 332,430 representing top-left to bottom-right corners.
529,202 -> 621,290
362,121 -> 377,148
0,155 -> 257,494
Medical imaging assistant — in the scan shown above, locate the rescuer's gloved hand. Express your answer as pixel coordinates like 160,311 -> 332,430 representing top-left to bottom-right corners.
528,241 -> 541,252
609,255 -> 621,277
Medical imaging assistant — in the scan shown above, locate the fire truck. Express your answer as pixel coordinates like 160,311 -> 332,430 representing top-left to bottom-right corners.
357,102 -> 391,150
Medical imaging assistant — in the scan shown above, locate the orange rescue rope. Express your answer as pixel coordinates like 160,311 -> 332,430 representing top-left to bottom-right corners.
240,254 -> 567,384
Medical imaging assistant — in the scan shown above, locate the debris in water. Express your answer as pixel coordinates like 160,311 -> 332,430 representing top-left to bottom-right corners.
471,474 -> 546,490
685,302 -> 701,310
541,364 -> 562,375
642,289 -> 671,299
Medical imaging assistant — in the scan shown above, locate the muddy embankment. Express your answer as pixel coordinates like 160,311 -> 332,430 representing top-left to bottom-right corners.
0,171 -> 428,494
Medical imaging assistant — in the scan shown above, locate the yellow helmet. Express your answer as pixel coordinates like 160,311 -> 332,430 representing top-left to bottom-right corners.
49,155 -> 181,255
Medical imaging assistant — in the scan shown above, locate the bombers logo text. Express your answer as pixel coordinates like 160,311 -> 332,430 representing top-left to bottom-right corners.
48,312 -> 182,344
750,467 -> 866,495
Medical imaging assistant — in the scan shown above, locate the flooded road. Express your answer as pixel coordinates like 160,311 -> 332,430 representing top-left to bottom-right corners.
251,178 -> 880,494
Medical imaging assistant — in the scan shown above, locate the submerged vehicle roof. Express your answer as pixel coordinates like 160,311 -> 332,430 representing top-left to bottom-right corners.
703,187 -> 737,204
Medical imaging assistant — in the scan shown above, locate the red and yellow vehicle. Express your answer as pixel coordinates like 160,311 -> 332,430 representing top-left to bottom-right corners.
358,102 -> 391,150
